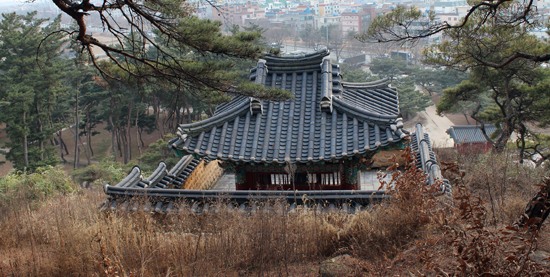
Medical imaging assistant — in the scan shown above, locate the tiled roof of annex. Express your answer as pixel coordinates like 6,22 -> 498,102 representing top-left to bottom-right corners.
170,50 -> 407,164
446,125 -> 498,144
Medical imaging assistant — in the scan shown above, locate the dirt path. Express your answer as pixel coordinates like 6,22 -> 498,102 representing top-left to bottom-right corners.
404,105 -> 455,148
0,148 -> 13,176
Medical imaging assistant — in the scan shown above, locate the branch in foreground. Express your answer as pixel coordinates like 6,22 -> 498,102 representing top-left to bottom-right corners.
49,0 -> 289,100
357,0 -> 549,68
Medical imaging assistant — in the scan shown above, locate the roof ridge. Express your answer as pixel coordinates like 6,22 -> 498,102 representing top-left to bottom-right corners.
264,49 -> 330,62
341,77 -> 390,88
449,124 -> 497,129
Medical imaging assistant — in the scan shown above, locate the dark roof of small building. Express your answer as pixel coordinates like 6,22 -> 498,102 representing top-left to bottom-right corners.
446,125 -> 498,144
170,50 -> 406,164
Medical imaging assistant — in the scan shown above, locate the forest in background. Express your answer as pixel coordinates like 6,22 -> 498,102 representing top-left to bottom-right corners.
0,11 -> 460,174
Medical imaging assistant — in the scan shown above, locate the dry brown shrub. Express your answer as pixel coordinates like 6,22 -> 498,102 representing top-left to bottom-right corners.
0,148 -> 447,276
2,148 -> 549,276
341,149 -> 447,260
344,148 -> 550,276
435,147 -> 546,225
425,180 -> 550,276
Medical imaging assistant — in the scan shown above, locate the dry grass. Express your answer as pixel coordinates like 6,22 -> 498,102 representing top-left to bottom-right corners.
435,148 -> 546,225
1,149 -> 549,276
0,170 -> 437,276
0,189 -> 370,276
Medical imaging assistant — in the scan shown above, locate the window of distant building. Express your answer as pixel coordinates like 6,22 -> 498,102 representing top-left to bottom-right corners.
448,17 -> 451,20
454,17 -> 457,20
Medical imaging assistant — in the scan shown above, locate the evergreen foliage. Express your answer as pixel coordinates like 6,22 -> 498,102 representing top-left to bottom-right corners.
339,65 -> 378,83
0,12 -> 67,171
0,166 -> 78,202
394,77 -> 432,119
426,12 -> 550,154
50,0 -> 291,101
369,57 -> 410,82
71,158 -> 132,187
137,134 -> 180,174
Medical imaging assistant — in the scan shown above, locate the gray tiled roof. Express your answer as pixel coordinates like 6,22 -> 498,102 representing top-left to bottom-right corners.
446,125 -> 498,144
113,155 -> 202,189
101,188 -> 388,214
171,50 -> 406,163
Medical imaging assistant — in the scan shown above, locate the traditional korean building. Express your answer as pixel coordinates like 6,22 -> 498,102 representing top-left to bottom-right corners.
446,124 -> 497,154
169,50 -> 408,191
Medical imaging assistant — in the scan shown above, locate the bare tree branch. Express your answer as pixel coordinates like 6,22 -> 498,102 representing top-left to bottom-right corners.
357,0 -> 547,68
46,0 -> 290,101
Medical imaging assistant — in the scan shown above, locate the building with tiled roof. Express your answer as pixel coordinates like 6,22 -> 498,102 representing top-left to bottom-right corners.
102,122 -> 451,213
446,124 -> 497,154
170,50 -> 408,190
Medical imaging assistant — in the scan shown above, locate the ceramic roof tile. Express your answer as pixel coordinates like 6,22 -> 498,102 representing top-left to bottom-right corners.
411,123 -> 451,195
112,155 -> 202,189
172,50 -> 406,163
446,125 -> 498,144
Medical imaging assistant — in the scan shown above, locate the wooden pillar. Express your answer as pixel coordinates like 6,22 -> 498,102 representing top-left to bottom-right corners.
344,163 -> 359,190
235,166 -> 248,190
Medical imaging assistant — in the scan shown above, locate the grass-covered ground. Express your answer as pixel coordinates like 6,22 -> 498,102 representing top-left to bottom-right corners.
0,150 -> 549,276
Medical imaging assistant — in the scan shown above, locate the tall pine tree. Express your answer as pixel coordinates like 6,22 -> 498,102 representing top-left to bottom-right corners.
0,12 -> 67,171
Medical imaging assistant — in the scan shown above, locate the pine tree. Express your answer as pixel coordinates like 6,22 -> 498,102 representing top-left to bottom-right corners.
0,12 -> 67,171
369,57 -> 410,82
394,77 -> 432,120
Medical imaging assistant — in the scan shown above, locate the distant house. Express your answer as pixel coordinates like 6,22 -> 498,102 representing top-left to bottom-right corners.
446,125 -> 498,154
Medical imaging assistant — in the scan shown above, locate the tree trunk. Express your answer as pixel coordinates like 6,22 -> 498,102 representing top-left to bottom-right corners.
75,145 -> 80,168
175,105 -> 181,126
518,123 -> 527,164
153,95 -> 163,139
38,117 -> 44,161
78,134 -> 90,165
74,89 -> 79,169
61,136 -> 69,155
121,129 -> 128,164
463,114 -> 470,125
126,102 -> 133,163
83,137 -> 91,165
136,100 -> 142,161
58,131 -> 67,163
109,98 -> 117,162
86,106 -> 93,157
116,127 -> 123,158
495,77 -> 515,153
23,111 -> 28,168
138,128 -> 145,149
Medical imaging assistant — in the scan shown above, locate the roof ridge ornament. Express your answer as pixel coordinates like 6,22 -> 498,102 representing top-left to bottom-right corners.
174,127 -> 188,150
251,59 -> 267,115
320,57 -> 333,112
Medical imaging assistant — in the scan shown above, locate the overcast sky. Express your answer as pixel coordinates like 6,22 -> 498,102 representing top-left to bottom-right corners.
0,0 -> 49,6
